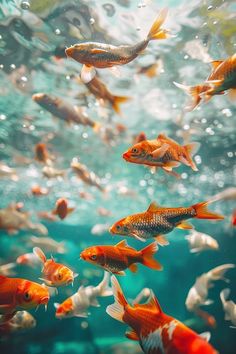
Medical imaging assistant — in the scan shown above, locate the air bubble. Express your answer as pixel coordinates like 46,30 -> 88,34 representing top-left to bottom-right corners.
89,18 -> 95,25
207,5 -> 213,10
0,114 -> 6,121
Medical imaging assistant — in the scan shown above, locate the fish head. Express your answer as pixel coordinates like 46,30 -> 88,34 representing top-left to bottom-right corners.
54,266 -> 75,286
65,44 -> 90,62
80,246 -> 105,266
123,142 -> 150,163
16,280 -> 50,311
32,93 -> 49,105
109,217 -> 130,236
55,298 -> 73,319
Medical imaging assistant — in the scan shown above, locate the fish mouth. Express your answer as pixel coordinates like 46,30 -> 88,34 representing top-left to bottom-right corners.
122,152 -> 130,161
65,46 -> 74,57
80,253 -> 86,260
39,296 -> 49,305
32,93 -> 43,102
109,227 -> 115,234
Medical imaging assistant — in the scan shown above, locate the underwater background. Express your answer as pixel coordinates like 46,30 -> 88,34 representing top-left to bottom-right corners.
0,0 -> 235,353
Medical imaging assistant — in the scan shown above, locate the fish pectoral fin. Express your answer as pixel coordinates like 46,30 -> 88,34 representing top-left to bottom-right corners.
200,331 -> 211,342
125,328 -> 139,341
68,207 -> 75,214
151,143 -> 169,158
176,221 -> 193,230
129,263 -> 138,273
131,232 -> 146,242
90,299 -> 100,307
91,48 -> 109,54
155,235 -> 169,246
39,278 -> 53,286
81,65 -> 96,83
113,271 -> 126,276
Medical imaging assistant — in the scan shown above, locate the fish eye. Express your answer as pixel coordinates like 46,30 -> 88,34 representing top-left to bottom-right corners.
24,291 -> 31,301
116,225 -> 121,230
132,148 -> 139,153
90,254 -> 97,260
58,273 -> 63,280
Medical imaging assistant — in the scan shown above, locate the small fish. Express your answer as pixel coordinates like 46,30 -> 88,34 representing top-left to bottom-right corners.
174,54 -> 236,111
32,93 -> 100,130
97,207 -> 112,217
0,163 -> 18,181
0,311 -> 36,334
42,166 -> 66,179
109,201 -> 224,245
80,240 -> 162,275
38,211 -> 57,222
16,253 -> 41,268
220,288 -> 236,327
106,276 -> 217,354
137,59 -> 163,78
31,185 -> 49,196
33,247 -> 77,287
0,263 -> 16,277
208,187 -> 236,203
0,276 -> 49,323
71,159 -> 105,192
52,198 -> 75,220
55,272 -> 112,319
185,230 -> 219,253
65,8 -> 170,83
34,143 -> 53,165
29,236 -> 66,254
91,223 -> 110,236
123,133 -> 200,172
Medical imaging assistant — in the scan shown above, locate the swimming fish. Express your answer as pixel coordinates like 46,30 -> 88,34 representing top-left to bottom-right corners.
109,201 -> 224,245
80,240 -> 162,275
185,230 -> 219,253
174,54 -> 236,111
65,8 -> 170,83
33,247 -> 77,287
32,93 -> 100,130
123,133 -> 200,172
55,272 -> 112,319
16,253 -> 41,268
31,185 -> 49,196
51,198 -> 75,220
106,276 -> 217,354
0,163 -> 18,182
208,187 -> 236,203
0,276 -> 49,323
34,143 -> 53,165
0,311 -> 36,334
29,236 -> 67,254
220,288 -> 236,327
137,58 -> 164,78
0,263 -> 16,277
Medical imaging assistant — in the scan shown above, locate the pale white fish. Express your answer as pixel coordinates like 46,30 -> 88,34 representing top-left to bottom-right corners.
0,262 -> 16,276
0,311 -> 36,333
209,187 -> 236,203
28,236 -> 67,254
185,230 -> 219,253
220,288 -> 236,327
42,166 -> 66,179
16,252 -> 41,268
132,287 -> 151,305
91,223 -> 109,236
0,163 -> 18,181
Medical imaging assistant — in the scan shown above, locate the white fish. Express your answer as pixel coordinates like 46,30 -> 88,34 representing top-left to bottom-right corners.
0,311 -> 36,333
42,166 -> 66,179
16,252 -> 41,268
185,230 -> 219,253
91,223 -> 109,236
0,262 -> 16,276
220,288 -> 236,327
209,187 -> 236,203
28,236 -> 67,254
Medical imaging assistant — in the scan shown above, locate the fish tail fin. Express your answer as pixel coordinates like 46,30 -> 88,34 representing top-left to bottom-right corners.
97,272 -> 113,297
141,242 -> 163,270
173,82 -> 205,111
33,247 -> 47,263
183,142 -> 201,171
147,8 -> 170,41
106,276 -> 127,323
112,96 -> 131,115
192,201 -> 224,220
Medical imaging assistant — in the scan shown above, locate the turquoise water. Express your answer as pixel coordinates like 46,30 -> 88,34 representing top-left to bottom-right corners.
0,0 -> 235,353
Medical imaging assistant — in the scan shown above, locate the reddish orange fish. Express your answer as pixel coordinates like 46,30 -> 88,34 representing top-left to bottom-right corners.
0,275 -> 49,323
52,198 -> 75,220
34,143 -> 52,164
174,54 -> 236,111
80,240 -> 162,275
33,247 -> 77,287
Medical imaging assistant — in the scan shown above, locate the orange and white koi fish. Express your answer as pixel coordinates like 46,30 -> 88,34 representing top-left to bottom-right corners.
185,230 -> 219,253
55,272 -> 112,319
65,8 -> 170,83
0,162 -> 18,181
110,201 -> 224,245
106,276 -> 218,354
34,143 -> 53,165
174,54 -> 236,111
0,276 -> 49,323
52,198 -> 75,220
16,253 -> 41,268
31,185 -> 49,196
220,288 -> 236,327
80,240 -> 162,275
123,133 -> 200,172
29,236 -> 67,254
0,311 -> 36,334
33,247 -> 77,287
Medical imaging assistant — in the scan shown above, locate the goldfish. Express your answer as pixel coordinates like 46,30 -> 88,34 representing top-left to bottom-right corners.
32,93 -> 99,130
80,240 -> 162,275
42,165 -> 66,179
174,54 -> 236,111
33,247 -> 77,287
34,143 -> 53,165
220,288 -> 236,327
55,272 -> 112,319
0,276 -> 49,323
0,263 -> 16,277
65,8 -> 170,83
106,276 -> 218,354
29,236 -> 67,254
16,253 -> 41,268
31,185 -> 49,196
123,133 -> 200,172
51,198 -> 75,220
185,230 -> 219,253
109,200 -> 224,245
0,162 -> 18,181
0,311 -> 36,335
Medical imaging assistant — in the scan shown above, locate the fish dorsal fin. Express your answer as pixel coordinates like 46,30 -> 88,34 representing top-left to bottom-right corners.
91,48 -> 108,54
125,328 -> 139,341
157,133 -> 167,140
210,60 -> 223,70
140,290 -> 163,315
115,240 -> 128,248
147,202 -> 160,212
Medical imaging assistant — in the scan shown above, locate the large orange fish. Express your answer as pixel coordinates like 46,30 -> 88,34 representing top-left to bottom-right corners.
174,53 -> 236,111
80,240 -> 162,275
109,201 -> 224,245
0,275 -> 49,323
106,276 -> 218,354
65,8 -> 170,83
123,133 -> 200,172
52,198 -> 75,220
33,247 -> 77,287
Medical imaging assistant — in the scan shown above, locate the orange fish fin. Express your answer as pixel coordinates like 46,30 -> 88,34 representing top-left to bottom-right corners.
140,290 -> 163,315
144,64 -> 158,78
113,271 -> 126,276
39,278 -> 53,286
162,161 -> 180,171
151,143 -> 169,158
129,263 -> 138,273
115,240 -> 128,248
131,232 -> 146,242
112,96 -> 131,115
155,235 -> 169,246
183,142 -> 200,171
106,276 -> 127,322
81,64 -> 96,83
125,328 -> 139,341
210,60 -> 223,70
176,221 -> 193,230
141,242 -> 162,270
147,202 -> 160,212
147,8 -> 170,41
173,81 -> 204,111
67,207 -> 75,214
91,48 -> 109,54
33,247 -> 47,263
192,201 -> 224,220
228,88 -> 236,101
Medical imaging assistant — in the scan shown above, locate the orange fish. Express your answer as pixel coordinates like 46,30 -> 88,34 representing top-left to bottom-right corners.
33,247 -> 77,287
0,275 -> 49,323
106,276 -> 218,354
34,143 -> 52,165
123,133 -> 200,172
31,185 -> 49,196
174,53 -> 236,111
65,8 -> 170,83
109,201 -> 224,245
52,198 -> 75,220
80,240 -> 162,275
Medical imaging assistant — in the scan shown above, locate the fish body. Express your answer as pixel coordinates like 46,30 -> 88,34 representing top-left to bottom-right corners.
80,240 -> 162,275
123,134 -> 200,172
209,187 -> 236,202
106,276 -> 217,354
34,143 -> 52,165
185,230 -> 219,253
71,159 -> 104,192
109,201 -> 223,245
55,272 -> 112,319
220,289 -> 236,326
29,236 -> 66,254
52,198 -> 75,220
0,311 -> 36,334
33,247 -> 76,287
